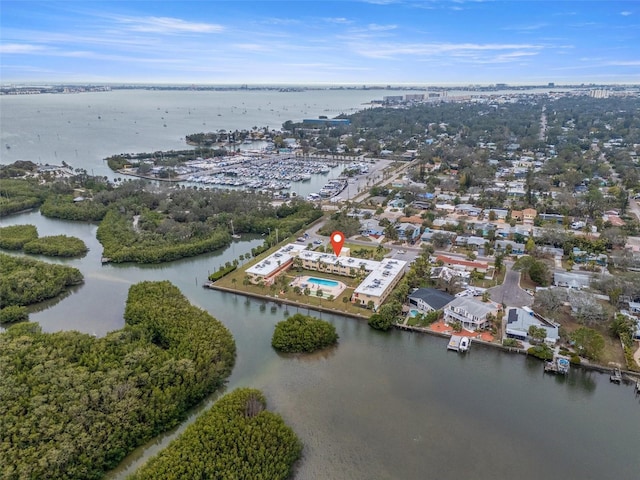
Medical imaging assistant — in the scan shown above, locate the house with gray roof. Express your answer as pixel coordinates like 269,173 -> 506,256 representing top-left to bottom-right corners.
505,307 -> 559,345
553,271 -> 591,289
408,288 -> 454,314
443,296 -> 500,331
495,239 -> 525,255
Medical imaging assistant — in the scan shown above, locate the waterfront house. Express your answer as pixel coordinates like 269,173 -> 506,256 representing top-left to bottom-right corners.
443,297 -> 499,332
505,307 -> 559,345
408,288 -> 454,314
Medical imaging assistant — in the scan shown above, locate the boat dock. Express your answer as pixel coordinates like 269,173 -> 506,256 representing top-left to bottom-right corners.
544,355 -> 570,375
610,367 -> 622,384
447,335 -> 470,353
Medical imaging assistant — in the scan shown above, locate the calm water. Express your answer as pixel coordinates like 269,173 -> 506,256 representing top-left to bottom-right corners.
1,210 -> 639,480
1,89 -> 639,479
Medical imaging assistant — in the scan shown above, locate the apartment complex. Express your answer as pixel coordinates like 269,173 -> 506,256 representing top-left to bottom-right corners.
245,243 -> 406,309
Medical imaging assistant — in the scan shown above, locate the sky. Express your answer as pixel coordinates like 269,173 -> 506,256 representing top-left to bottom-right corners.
1,0 -> 639,85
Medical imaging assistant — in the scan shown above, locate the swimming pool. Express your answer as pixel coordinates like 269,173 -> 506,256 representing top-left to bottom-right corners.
308,277 -> 340,288
409,309 -> 420,317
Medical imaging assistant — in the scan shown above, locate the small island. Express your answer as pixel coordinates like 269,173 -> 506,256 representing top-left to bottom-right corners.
272,313 -> 339,353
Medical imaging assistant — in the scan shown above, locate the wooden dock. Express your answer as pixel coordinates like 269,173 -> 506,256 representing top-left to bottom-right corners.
610,367 -> 622,384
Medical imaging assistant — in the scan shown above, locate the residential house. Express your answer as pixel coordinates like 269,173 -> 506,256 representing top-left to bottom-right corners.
522,208 -> 537,224
411,200 -> 432,210
360,222 -> 384,237
511,210 -> 523,222
571,247 -> 608,266
408,288 -> 454,314
483,208 -> 508,221
538,213 -> 564,224
421,228 -> 456,244
455,204 -> 482,216
435,255 -> 489,273
396,223 -> 421,243
388,199 -> 406,209
443,296 -> 500,331
435,203 -> 456,213
432,218 -> 458,228
553,271 -> 591,289
505,307 -> 559,345
430,266 -> 470,282
399,216 -> 424,226
495,239 -> 525,255
455,235 -> 486,250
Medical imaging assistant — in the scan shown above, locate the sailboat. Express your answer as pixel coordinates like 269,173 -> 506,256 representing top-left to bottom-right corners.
230,220 -> 241,239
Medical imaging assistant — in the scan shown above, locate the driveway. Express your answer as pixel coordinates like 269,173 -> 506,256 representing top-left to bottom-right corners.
487,263 -> 534,307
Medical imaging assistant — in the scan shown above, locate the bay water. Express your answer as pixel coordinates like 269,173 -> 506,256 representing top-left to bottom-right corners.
1,89 -> 639,479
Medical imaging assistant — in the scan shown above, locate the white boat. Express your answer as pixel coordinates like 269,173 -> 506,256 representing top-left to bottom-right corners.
447,335 -> 470,353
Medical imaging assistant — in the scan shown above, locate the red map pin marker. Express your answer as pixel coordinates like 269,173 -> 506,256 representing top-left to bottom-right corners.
330,231 -> 345,256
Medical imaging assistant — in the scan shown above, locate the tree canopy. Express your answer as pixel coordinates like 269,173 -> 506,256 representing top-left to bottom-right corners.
0,252 -> 83,308
272,313 -> 338,353
130,388 -> 302,480
0,281 -> 236,479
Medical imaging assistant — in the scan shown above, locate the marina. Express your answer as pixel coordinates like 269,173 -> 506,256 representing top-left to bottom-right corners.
173,153 -> 341,191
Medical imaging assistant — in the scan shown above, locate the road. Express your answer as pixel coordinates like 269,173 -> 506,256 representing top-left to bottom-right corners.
487,262 -> 534,308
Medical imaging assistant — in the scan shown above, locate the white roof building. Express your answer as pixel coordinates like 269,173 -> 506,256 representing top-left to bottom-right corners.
246,243 -> 406,309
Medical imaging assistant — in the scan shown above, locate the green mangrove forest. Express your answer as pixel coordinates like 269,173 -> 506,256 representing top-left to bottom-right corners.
129,388 -> 302,480
272,313 -> 339,353
0,281 -> 236,479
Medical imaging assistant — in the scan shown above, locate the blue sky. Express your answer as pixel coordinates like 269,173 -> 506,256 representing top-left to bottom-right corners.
1,1 -> 639,85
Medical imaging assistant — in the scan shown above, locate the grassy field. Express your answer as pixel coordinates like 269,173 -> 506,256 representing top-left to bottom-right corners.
552,306 -> 626,366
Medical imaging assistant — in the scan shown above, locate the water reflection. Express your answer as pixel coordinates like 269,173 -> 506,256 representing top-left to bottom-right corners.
275,344 -> 339,362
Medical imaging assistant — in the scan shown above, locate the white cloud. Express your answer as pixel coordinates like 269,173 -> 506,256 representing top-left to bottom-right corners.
503,23 -> 549,32
621,11 -> 633,16
233,43 -> 271,52
0,43 -> 46,54
115,16 -> 224,34
324,17 -> 352,24
606,60 -> 640,66
367,24 -> 398,31
350,41 -> 542,59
